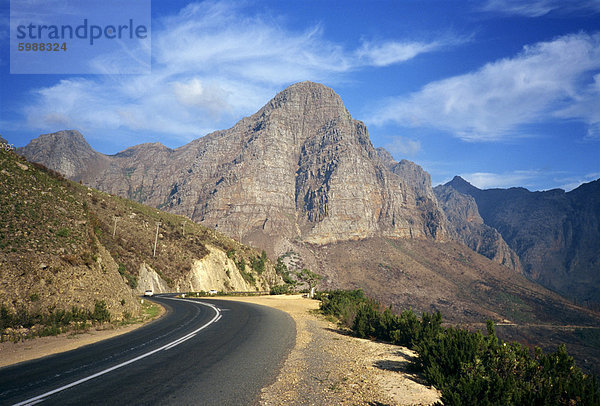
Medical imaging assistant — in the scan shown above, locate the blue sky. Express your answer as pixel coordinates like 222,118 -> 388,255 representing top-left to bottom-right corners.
1,0 -> 599,191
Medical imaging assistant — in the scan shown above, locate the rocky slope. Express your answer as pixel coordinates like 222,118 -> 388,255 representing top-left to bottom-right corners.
433,183 -> 521,272
19,82 -> 447,258
0,148 -> 281,322
446,176 -> 600,307
374,148 -> 521,272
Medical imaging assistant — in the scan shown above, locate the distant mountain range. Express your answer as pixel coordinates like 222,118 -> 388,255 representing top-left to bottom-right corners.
444,175 -> 600,307
18,81 -> 599,311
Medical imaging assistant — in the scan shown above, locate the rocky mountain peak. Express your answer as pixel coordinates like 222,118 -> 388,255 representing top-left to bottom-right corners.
375,148 -> 436,201
268,81 -> 346,111
375,147 -> 396,168
27,129 -> 90,151
18,129 -> 105,180
447,175 -> 479,193
248,81 -> 356,147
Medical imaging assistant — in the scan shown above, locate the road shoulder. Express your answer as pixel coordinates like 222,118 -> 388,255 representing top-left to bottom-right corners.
215,294 -> 441,406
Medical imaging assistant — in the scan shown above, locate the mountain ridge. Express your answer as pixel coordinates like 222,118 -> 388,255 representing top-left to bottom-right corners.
445,176 -> 600,306
18,82 -> 598,306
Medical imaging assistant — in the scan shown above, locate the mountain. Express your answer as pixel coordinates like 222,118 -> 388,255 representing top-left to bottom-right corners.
446,176 -> 600,307
374,149 -> 522,273
20,82 -> 448,257
433,183 -> 521,272
0,147 -> 281,323
18,130 -> 110,180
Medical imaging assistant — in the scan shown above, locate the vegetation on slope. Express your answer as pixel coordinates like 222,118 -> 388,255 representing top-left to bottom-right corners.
0,147 -> 280,340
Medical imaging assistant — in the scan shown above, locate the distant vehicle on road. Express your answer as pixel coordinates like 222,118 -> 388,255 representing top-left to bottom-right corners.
209,289 -> 218,295
144,289 -> 154,297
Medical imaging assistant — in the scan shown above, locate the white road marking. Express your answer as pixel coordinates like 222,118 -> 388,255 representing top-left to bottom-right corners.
13,299 -> 221,406
163,333 -> 197,350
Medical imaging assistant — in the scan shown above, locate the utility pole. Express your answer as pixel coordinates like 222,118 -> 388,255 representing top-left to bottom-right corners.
183,220 -> 186,236
113,217 -> 120,237
153,222 -> 161,257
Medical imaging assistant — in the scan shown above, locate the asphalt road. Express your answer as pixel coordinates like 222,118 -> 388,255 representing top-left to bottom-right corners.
0,295 -> 295,405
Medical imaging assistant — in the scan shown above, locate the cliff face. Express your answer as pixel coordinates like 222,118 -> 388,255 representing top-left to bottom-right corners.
20,82 -> 447,255
446,176 -> 600,305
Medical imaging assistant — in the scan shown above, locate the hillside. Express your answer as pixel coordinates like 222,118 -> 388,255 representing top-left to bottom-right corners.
0,147 -> 281,324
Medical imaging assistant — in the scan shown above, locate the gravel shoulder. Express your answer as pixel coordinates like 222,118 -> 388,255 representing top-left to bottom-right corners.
215,294 -> 441,406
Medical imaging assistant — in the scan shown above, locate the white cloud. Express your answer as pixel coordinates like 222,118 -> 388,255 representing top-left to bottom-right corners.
462,170 -> 600,191
22,1 -> 453,144
356,41 -> 440,67
586,123 -> 600,140
462,170 -> 541,189
384,137 -> 421,156
479,0 -> 600,17
554,172 -> 600,191
355,34 -> 469,67
172,78 -> 232,118
555,73 -> 600,140
370,32 -> 600,141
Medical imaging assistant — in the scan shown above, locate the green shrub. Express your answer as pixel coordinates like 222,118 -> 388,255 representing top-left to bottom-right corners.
353,300 -> 382,339
320,289 -> 368,328
237,257 -> 246,272
251,251 -> 267,274
390,309 -> 421,347
125,273 -> 138,289
1,301 -> 113,341
275,257 -> 297,286
92,300 -> 111,323
56,227 -> 70,237
270,284 -> 291,295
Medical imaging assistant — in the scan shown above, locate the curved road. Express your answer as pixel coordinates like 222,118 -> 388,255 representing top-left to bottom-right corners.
0,295 -> 295,405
